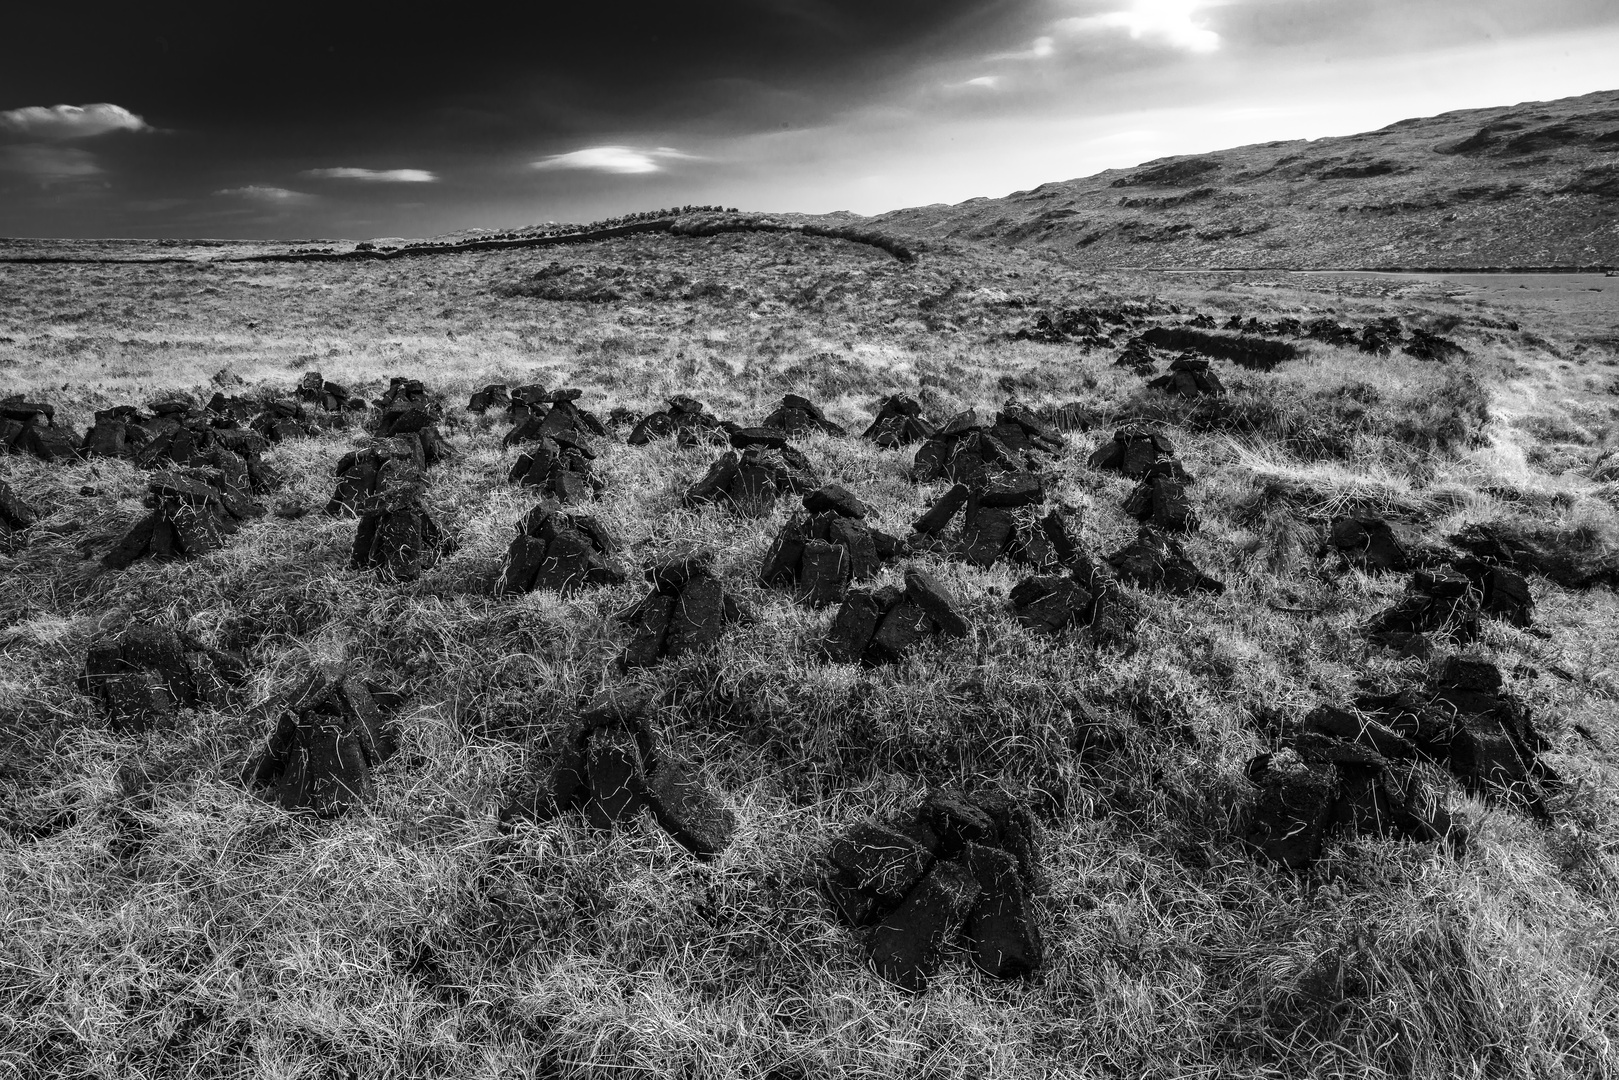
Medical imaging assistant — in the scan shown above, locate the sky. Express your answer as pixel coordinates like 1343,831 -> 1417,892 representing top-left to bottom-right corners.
1,0 -> 1616,239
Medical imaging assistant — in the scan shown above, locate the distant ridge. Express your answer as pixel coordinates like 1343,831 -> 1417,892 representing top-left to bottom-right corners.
874,88 -> 1619,269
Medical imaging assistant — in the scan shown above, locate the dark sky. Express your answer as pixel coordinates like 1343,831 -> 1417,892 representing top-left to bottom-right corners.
3,0 -> 1616,238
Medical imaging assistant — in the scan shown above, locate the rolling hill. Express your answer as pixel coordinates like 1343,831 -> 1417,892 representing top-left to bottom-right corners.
875,88 -> 1619,269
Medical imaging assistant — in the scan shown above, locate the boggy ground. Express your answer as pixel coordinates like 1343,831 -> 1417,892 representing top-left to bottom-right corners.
2,228 -> 1619,1079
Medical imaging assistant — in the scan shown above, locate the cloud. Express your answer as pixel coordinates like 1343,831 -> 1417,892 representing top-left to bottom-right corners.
0,103 -> 150,141
991,36 -> 1056,61
301,167 -> 438,182
0,145 -> 104,183
963,76 -> 1003,89
213,185 -> 312,203
531,145 -> 696,175
1057,1 -> 1222,54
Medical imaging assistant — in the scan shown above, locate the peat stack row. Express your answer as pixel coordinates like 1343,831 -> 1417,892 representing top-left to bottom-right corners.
134,408 -> 279,494
502,502 -> 623,595
910,473 -> 1055,569
759,485 -> 907,607
84,405 -> 153,460
240,665 -> 404,817
825,567 -> 970,666
912,404 -> 1065,484
620,549 -> 747,667
250,400 -> 321,443
104,467 -> 265,569
500,708 -> 736,858
684,445 -> 818,515
1105,527 -> 1225,596
79,624 -> 243,733
629,395 -> 731,446
1086,426 -> 1183,479
1140,326 -> 1298,371
821,788 -> 1044,991
1114,337 -> 1157,375
1,398 -> 80,462
863,394 -> 936,448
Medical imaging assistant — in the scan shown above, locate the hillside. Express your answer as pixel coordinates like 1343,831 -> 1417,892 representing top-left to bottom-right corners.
875,89 -> 1619,269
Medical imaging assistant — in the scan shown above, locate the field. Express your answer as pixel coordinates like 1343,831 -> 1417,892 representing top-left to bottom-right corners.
2,227 -> 1619,1079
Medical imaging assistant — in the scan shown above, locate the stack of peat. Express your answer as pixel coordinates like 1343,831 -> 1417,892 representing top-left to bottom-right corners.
503,386 -> 609,448
684,442 -> 818,515
250,400 -> 320,443
628,395 -> 731,446
1147,355 -> 1226,399
821,788 -> 1043,991
758,393 -> 846,438
326,436 -> 427,515
131,401 -> 278,493
1,397 -> 80,462
1114,337 -> 1157,375
912,403 -> 1065,484
825,567 -> 969,666
372,378 -> 454,462
296,371 -> 366,412
104,467 -> 265,569
502,502 -> 624,595
1140,326 -> 1297,371
240,665 -> 404,817
508,430 -> 600,502
863,394 -> 936,448
500,707 -> 736,858
620,549 -> 747,667
467,383 -> 511,413
909,472 -> 1051,569
350,472 -> 452,582
1007,519 -> 1139,642
759,485 -> 907,606
0,480 -> 38,538
79,624 -> 243,733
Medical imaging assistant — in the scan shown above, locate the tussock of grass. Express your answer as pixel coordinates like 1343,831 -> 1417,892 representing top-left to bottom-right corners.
2,239 -> 1619,1078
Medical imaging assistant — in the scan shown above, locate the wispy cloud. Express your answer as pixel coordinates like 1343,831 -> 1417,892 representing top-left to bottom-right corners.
531,145 -> 697,175
963,76 -> 1003,89
213,185 -> 312,203
1057,1 -> 1222,54
990,36 -> 1056,62
0,103 -> 150,140
0,145 -> 104,183
301,167 -> 438,183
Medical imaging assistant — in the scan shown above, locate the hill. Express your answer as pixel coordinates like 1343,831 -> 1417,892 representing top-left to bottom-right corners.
875,89 -> 1619,269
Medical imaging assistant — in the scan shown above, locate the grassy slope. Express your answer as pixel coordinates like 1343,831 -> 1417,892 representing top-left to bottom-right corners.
874,89 -> 1619,270
1,231 -> 1618,1079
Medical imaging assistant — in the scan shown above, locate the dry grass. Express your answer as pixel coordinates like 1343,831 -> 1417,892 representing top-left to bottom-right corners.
2,231 -> 1619,1079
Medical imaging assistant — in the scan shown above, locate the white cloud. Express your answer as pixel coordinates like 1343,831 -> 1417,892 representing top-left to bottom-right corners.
964,76 -> 1003,89
530,145 -> 697,174
302,167 -> 438,183
1057,1 -> 1222,54
991,36 -> 1056,62
213,185 -> 312,203
0,145 -> 103,182
0,103 -> 150,140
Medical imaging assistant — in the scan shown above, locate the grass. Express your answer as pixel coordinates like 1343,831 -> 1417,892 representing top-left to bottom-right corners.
2,229 -> 1619,1078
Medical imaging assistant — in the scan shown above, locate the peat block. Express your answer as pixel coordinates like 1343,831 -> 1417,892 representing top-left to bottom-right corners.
1140,326 -> 1298,371
0,479 -> 38,535
1147,355 -> 1226,398
1122,470 -> 1196,532
1328,515 -> 1409,573
822,788 -> 1044,990
912,401 -> 1063,483
84,405 -> 154,460
759,393 -> 847,438
620,549 -> 744,666
351,485 -> 453,582
503,395 -> 607,451
79,623 -> 244,733
1448,521 -> 1618,590
683,446 -> 818,515
760,495 -> 904,606
240,666 -> 402,817
863,394 -> 937,447
1114,337 -> 1158,375
467,383 -> 511,413
502,502 -> 622,595
103,467 -> 265,569
507,435 -> 601,503
1086,427 -> 1184,479
0,396 -> 81,463
296,371 -> 364,412
500,706 -> 736,858
1105,526 -> 1224,595
824,566 -> 969,665
327,437 -> 428,515
1367,567 -> 1481,645
251,400 -> 319,443
1009,575 -> 1095,635
909,474 -> 1058,570
628,395 -> 731,446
